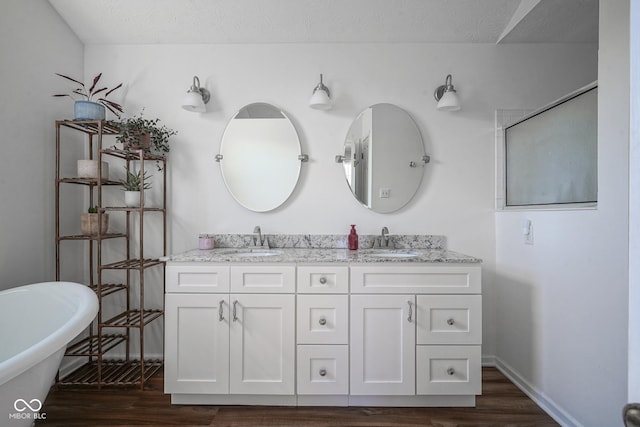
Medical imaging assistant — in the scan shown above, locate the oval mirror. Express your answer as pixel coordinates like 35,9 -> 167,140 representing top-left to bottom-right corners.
341,103 -> 427,213
219,103 -> 302,212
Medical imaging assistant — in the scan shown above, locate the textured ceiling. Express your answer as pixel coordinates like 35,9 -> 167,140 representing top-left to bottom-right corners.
48,0 -> 599,45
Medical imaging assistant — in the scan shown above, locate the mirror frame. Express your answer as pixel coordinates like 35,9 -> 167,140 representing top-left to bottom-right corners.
218,102 -> 304,212
340,103 -> 427,213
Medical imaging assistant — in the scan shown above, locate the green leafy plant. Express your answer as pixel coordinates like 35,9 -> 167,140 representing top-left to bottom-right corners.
112,113 -> 177,155
119,168 -> 151,191
53,73 -> 123,117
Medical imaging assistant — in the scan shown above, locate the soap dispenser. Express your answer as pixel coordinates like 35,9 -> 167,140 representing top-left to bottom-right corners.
348,224 -> 359,250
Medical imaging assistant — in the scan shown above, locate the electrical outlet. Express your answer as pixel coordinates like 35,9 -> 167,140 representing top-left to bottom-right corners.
379,188 -> 390,198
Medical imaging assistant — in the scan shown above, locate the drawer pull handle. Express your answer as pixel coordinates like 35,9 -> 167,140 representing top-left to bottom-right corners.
319,369 -> 327,377
219,300 -> 225,321
232,300 -> 239,322
319,276 -> 327,284
407,300 -> 414,323
447,318 -> 455,326
447,368 -> 455,376
319,317 -> 327,326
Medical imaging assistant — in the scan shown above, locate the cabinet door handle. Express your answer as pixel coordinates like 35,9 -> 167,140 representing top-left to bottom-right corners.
318,317 -> 327,326
319,369 -> 327,377
407,300 -> 414,323
232,300 -> 239,322
447,367 -> 455,376
219,300 -> 225,322
447,318 -> 455,326
319,276 -> 327,284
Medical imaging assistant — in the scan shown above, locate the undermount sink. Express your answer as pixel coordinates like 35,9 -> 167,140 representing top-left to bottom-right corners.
363,250 -> 419,258
228,249 -> 281,257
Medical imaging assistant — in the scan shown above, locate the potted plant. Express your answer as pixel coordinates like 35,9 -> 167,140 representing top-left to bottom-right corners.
120,168 -> 151,207
80,206 -> 109,236
112,113 -> 177,168
54,73 -> 123,120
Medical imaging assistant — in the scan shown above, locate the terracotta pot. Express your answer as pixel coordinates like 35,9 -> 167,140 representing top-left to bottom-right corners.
80,213 -> 109,235
124,133 -> 151,151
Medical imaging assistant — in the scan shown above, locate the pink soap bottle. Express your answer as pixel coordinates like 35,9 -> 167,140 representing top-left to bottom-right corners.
348,224 -> 359,250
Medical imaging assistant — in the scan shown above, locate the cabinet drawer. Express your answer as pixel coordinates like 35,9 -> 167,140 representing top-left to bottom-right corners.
230,265 -> 295,293
297,295 -> 348,344
166,263 -> 230,293
297,345 -> 349,395
297,265 -> 349,293
350,264 -> 481,294
417,295 -> 482,345
416,345 -> 481,395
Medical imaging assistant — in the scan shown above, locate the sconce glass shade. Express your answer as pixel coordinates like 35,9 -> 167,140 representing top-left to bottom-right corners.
309,89 -> 332,110
182,75 -> 210,113
309,74 -> 332,110
437,90 -> 460,111
182,91 -> 206,112
434,74 -> 461,112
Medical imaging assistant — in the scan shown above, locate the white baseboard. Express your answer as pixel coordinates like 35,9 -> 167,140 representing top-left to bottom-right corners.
482,354 -> 497,366
486,356 -> 583,427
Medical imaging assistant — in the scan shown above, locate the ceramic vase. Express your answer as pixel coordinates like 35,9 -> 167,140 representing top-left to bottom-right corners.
125,190 -> 143,207
77,160 -> 109,179
74,101 -> 106,120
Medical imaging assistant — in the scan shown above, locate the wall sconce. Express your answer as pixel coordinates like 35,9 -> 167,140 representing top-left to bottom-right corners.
309,74 -> 332,110
182,76 -> 210,113
434,74 -> 461,112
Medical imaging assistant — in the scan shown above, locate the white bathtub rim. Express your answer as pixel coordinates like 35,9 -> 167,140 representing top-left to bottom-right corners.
0,281 -> 98,386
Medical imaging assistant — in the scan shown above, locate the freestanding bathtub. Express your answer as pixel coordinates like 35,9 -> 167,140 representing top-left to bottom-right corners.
0,281 -> 98,426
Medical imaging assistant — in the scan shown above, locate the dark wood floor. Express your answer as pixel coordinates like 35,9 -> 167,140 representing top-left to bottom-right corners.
37,367 -> 558,426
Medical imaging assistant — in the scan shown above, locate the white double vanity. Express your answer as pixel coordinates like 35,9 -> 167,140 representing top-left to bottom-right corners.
163,234 -> 482,407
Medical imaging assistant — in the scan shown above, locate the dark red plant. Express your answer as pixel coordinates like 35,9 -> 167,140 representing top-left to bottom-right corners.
53,73 -> 123,117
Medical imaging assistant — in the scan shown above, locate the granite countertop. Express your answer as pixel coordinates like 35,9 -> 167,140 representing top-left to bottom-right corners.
163,234 -> 481,264
164,247 -> 480,263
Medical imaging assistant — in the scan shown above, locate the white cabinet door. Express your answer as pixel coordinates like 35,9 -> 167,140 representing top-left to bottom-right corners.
416,295 -> 482,345
350,294 -> 416,395
297,294 -> 349,344
416,345 -> 481,395
164,293 -> 229,394
229,294 -> 295,395
297,345 -> 349,395
297,265 -> 349,294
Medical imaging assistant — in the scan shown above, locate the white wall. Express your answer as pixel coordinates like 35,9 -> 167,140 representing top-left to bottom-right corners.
629,0 -> 640,403
0,0 -> 84,290
494,1 -> 630,426
85,42 -> 597,362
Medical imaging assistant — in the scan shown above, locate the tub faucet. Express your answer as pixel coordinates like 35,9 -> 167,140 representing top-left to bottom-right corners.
252,226 -> 266,247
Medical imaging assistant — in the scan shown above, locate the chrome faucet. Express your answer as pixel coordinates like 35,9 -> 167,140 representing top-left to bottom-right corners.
253,226 -> 266,247
374,226 -> 391,248
381,226 -> 390,247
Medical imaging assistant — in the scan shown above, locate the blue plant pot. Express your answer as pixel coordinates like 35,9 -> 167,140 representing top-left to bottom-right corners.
74,101 -> 106,120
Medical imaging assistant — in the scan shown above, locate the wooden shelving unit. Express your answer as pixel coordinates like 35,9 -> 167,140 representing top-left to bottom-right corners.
54,119 -> 166,389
